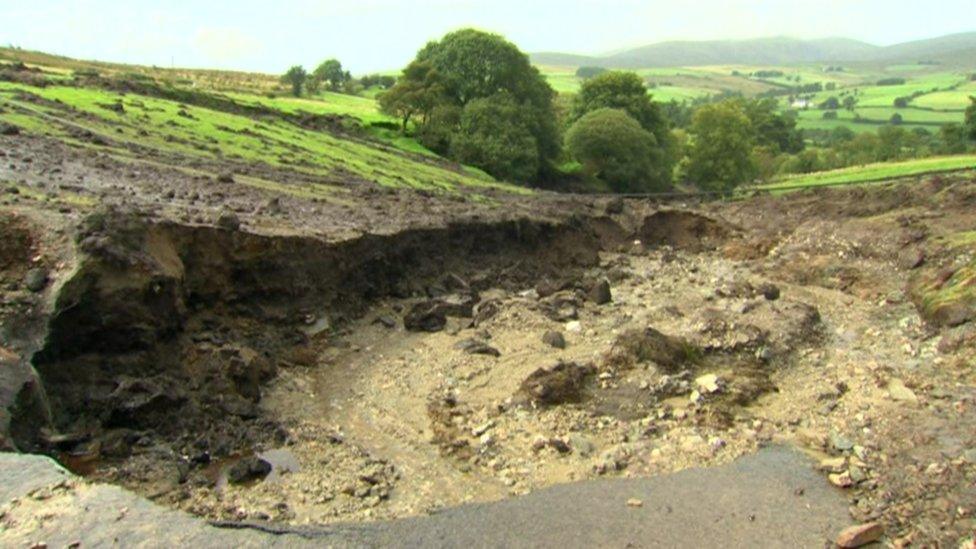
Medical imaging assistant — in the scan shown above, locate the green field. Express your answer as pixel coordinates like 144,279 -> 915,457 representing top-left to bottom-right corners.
758,155 -> 976,190
539,57 -> 973,138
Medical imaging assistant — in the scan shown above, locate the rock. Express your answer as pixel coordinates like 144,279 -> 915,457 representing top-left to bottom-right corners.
897,248 -> 925,270
819,457 -> 847,473
216,172 -> 236,184
542,292 -> 580,321
473,299 -> 501,326
548,438 -> 571,454
569,434 -> 595,457
586,278 -> 612,305
566,321 -> 582,333
626,498 -> 643,507
830,431 -> 855,452
404,302 -> 446,332
887,378 -> 918,403
372,315 -> 397,329
216,210 -> 241,231
828,471 -> 853,488
605,197 -> 625,215
542,330 -> 566,349
454,338 -> 501,357
0,122 -> 20,136
24,268 -> 48,292
835,523 -> 884,548
757,283 -> 780,301
694,373 -> 721,394
226,456 -> 272,485
518,361 -> 594,406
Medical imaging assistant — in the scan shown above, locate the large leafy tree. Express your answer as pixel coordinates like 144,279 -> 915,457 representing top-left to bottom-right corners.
385,29 -> 560,181
738,98 -> 804,153
685,100 -> 758,194
566,108 -> 669,193
281,65 -> 307,97
570,71 -> 675,177
450,93 -> 540,182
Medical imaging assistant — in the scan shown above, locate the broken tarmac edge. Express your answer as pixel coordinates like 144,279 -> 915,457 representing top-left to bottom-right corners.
0,445 -> 855,548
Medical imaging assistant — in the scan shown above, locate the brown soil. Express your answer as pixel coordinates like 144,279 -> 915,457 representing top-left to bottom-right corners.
2,130 -> 976,545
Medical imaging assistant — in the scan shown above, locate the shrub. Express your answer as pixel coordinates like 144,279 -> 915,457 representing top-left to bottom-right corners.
566,108 -> 671,193
877,77 -> 907,86
449,93 -> 540,182
822,110 -> 838,120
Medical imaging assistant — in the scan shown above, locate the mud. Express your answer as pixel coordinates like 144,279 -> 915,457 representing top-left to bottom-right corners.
2,127 -> 976,545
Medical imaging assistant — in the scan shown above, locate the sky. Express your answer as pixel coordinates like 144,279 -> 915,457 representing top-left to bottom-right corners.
2,0 -> 974,74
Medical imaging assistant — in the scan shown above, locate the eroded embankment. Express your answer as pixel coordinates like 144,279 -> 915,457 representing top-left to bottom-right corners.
10,208 -> 624,456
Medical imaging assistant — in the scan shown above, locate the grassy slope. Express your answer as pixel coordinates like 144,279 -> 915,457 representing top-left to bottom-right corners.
758,155 -> 976,190
0,48 -> 528,196
0,80 -> 523,195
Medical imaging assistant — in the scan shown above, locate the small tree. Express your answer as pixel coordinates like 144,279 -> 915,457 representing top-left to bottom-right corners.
893,97 -> 909,108
685,100 -> 757,194
843,95 -> 858,112
378,60 -> 445,132
281,65 -> 307,97
575,66 -> 608,80
566,108 -> 670,192
938,123 -> 968,154
820,96 -> 840,110
890,113 -> 904,125
314,59 -> 347,90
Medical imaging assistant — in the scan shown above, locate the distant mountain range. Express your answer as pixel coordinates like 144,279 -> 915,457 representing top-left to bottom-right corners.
531,32 -> 976,68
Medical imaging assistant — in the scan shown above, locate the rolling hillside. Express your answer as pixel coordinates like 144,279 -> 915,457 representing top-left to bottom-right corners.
532,32 -> 976,68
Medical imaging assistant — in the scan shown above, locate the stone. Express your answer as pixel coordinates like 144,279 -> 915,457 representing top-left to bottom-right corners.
569,434 -> 595,457
454,338 -> 501,357
819,457 -> 847,473
605,197 -> 625,215
542,330 -> 566,349
518,361 -> 594,406
695,373 -> 721,394
835,523 -> 884,548
226,456 -> 272,485
587,278 -> 612,305
758,283 -> 780,301
403,300 -> 448,332
830,431 -> 855,452
828,471 -> 853,488
24,268 -> 48,292
626,498 -> 643,507
549,438 -> 571,454
887,378 -> 918,403
216,172 -> 236,184
216,210 -> 241,231
566,321 -> 582,333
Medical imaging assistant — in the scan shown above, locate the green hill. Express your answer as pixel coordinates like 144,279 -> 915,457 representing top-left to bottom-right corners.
531,32 -> 976,69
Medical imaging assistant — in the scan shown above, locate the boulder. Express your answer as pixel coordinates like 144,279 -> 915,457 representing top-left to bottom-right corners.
542,330 -> 566,349
587,278 -> 612,305
518,361 -> 594,406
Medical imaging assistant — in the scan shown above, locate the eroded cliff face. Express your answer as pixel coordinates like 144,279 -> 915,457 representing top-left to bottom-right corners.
11,206 -> 619,454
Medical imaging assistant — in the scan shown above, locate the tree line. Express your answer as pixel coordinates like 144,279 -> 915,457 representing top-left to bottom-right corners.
286,30 -> 976,194
282,59 -> 396,97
